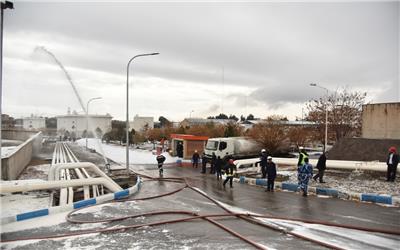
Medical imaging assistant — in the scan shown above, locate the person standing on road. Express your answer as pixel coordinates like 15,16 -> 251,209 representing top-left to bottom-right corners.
259,149 -> 268,178
265,156 -> 277,192
297,146 -> 309,183
313,152 -> 327,183
210,152 -> 217,174
223,159 -> 236,188
386,147 -> 399,182
176,142 -> 183,158
156,154 -> 166,176
192,150 -> 200,168
298,158 -> 313,196
201,152 -> 207,174
297,147 -> 309,168
215,156 -> 223,180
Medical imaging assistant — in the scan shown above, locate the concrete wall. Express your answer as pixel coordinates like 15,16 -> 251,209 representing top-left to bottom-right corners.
57,115 -> 112,138
2,129 -> 39,141
362,103 -> 400,139
131,115 -> 154,132
1,131 -> 42,180
22,117 -> 46,130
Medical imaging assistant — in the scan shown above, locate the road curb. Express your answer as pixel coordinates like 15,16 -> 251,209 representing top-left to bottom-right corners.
235,176 -> 398,206
1,176 -> 142,225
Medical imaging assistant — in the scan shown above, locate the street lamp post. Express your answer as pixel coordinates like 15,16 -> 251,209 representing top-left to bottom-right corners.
126,53 -> 159,171
0,1 -> 13,180
86,97 -> 102,149
310,83 -> 329,153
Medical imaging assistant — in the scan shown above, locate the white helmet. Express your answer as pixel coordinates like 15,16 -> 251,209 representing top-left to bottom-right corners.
299,146 -> 304,150
261,149 -> 266,153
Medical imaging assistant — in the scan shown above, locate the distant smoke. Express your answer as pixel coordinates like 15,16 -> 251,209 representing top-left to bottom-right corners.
34,46 -> 87,114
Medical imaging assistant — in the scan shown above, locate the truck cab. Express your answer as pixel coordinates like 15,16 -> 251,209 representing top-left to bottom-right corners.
204,138 -> 235,160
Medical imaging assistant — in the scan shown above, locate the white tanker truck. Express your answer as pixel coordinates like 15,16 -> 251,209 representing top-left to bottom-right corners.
204,137 -> 263,161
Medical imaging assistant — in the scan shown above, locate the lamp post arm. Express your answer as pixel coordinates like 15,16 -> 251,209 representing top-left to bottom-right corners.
86,97 -> 102,149
126,52 -> 159,171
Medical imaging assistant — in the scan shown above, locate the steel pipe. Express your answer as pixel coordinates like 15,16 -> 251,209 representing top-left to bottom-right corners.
0,177 -> 121,193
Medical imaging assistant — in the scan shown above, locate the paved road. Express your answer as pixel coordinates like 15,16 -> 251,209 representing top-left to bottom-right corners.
2,163 -> 399,250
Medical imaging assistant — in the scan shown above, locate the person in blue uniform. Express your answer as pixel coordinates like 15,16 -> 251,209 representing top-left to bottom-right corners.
265,156 -> 277,192
298,158 -> 313,197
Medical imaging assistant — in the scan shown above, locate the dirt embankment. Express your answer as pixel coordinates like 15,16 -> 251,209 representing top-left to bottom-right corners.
328,138 -> 400,161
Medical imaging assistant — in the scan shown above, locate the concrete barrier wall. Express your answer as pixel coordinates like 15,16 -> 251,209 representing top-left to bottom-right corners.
362,102 -> 400,139
1,132 -> 42,180
2,129 -> 40,141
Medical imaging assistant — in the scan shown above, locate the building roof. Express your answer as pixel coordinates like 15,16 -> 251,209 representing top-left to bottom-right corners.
240,119 -> 317,126
181,118 -> 236,126
56,114 -> 112,118
170,134 -> 209,141
22,117 -> 45,120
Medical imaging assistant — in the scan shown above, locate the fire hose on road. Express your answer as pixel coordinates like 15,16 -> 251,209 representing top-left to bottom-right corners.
2,173 -> 399,249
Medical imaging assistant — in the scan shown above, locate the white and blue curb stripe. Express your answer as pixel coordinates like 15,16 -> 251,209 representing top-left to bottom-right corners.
2,176 -> 142,225
361,194 -> 392,205
234,176 -> 399,206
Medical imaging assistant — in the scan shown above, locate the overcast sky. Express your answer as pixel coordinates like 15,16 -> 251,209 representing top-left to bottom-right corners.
2,1 -> 399,121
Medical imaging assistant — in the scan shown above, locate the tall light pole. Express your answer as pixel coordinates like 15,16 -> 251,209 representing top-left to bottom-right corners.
86,97 -> 102,149
126,53 -> 159,171
189,110 -> 194,118
310,83 -> 329,152
0,1 -> 13,180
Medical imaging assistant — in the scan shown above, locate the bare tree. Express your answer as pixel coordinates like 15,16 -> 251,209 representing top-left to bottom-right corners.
287,126 -> 309,147
247,121 -> 288,154
306,87 -> 366,143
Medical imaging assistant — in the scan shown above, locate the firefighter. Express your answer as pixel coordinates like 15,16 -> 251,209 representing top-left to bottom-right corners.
201,152 -> 207,174
192,150 -> 200,168
215,156 -> 223,180
223,159 -> 236,188
260,149 -> 268,178
156,154 -> 166,176
210,152 -> 217,174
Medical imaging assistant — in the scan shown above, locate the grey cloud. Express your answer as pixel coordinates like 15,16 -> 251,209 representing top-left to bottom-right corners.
3,1 -> 399,119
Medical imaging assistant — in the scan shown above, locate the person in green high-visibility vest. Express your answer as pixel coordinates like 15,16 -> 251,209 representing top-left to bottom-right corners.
297,146 -> 309,183
297,147 -> 309,168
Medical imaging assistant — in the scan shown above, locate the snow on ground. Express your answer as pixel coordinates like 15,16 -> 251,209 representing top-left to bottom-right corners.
1,146 -> 17,158
76,138 -> 177,165
286,168 -> 400,197
1,191 -> 50,218
1,211 -> 71,234
18,164 -> 51,180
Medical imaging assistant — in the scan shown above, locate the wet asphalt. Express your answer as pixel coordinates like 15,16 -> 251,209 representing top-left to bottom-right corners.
1,145 -> 400,250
